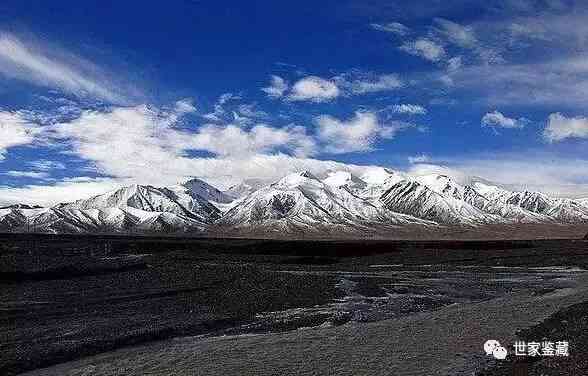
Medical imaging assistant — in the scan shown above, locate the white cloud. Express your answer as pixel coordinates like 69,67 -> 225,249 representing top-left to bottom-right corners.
187,124 -> 316,158
481,110 -> 527,129
47,103 -> 317,186
0,177 -> 126,207
174,99 -> 197,115
316,111 -> 406,154
51,105 -> 185,183
370,22 -> 410,36
236,104 -> 268,120
434,18 -> 478,48
268,72 -> 402,101
0,111 -> 40,159
400,39 -> 445,62
28,160 -> 66,171
544,113 -> 588,142
392,104 -> 427,115
202,93 -> 240,122
262,75 -> 289,98
447,56 -> 463,72
408,154 -> 431,164
229,104 -> 269,126
3,170 -> 50,179
288,76 -> 340,102
336,73 -> 403,94
0,32 -> 128,104
201,95 -> 267,127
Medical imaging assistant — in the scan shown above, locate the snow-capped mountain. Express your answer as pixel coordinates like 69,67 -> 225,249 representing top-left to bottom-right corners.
1,170 -> 587,235
0,206 -> 208,234
180,178 -> 233,204
219,171 -> 431,232
0,178 -> 226,234
413,175 -> 551,223
0,204 -> 43,210
472,181 -> 588,223
224,178 -> 268,199
59,180 -> 221,223
380,178 -> 500,225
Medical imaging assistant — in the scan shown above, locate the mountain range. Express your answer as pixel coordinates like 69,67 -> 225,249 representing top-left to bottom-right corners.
1,168 -> 588,235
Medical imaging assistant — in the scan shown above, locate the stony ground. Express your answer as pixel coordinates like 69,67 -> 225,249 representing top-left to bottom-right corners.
478,300 -> 588,375
1,234 -> 587,375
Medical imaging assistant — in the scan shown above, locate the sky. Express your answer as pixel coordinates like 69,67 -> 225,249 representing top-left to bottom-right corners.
0,0 -> 587,206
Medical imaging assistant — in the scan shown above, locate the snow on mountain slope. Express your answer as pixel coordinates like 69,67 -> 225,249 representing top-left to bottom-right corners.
4,180 -> 229,233
356,169 -> 407,203
2,169 -> 587,235
220,171 -> 429,232
358,167 -> 405,186
472,182 -> 588,223
380,179 -> 503,225
59,183 -> 220,223
322,171 -> 368,196
0,206 -> 207,234
0,204 -> 43,210
0,208 -> 32,229
415,174 -> 550,223
224,178 -> 268,199
179,178 -> 233,204
540,199 -> 588,222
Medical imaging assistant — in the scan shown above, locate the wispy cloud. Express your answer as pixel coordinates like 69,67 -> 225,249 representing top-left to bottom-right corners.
3,170 -> 50,179
434,18 -> 478,49
203,94 -> 268,126
27,160 -> 66,171
446,58 -> 588,108
408,154 -> 431,164
0,32 -> 131,104
392,104 -> 427,115
400,39 -> 445,62
370,22 -> 410,36
261,75 -> 289,98
335,72 -> 403,94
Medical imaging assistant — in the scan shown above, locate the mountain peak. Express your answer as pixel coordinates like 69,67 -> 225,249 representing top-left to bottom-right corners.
179,177 -> 233,204
181,177 -> 207,186
0,204 -> 44,210
2,169 -> 587,235
273,171 -> 320,189
322,170 -> 367,190
359,167 -> 399,185
299,170 -> 317,179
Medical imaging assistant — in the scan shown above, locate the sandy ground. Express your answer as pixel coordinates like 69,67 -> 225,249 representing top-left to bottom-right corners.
23,273 -> 588,376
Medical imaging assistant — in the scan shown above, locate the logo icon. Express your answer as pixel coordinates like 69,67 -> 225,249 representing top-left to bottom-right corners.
484,339 -> 508,360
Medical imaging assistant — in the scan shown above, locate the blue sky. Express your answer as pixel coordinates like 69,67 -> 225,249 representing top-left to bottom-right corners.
0,0 -> 587,205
